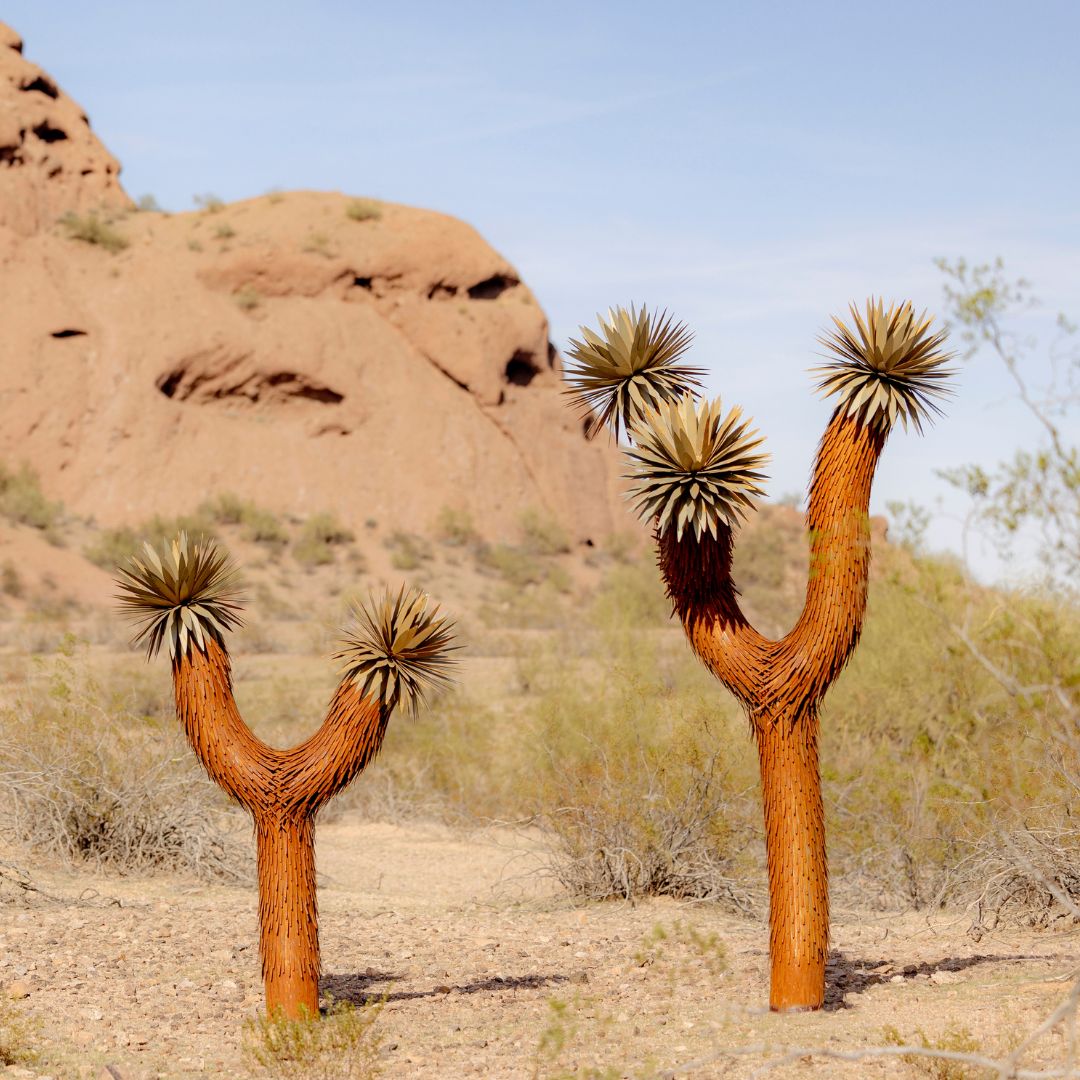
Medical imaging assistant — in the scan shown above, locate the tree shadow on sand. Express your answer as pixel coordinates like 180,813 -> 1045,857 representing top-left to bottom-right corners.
825,951 -> 1049,1011
321,970 -> 568,1008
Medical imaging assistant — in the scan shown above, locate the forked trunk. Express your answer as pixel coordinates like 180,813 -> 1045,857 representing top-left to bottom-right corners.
172,637 -> 388,1019
659,410 -> 887,1011
755,712 -> 827,1011
256,814 -> 319,1018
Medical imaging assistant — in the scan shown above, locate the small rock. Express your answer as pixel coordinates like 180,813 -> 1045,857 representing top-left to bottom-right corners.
930,970 -> 962,985
4,979 -> 31,999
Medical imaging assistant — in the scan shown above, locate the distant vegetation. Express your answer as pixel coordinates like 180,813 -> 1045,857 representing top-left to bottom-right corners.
345,198 -> 382,222
194,192 -> 225,213
58,210 -> 128,253
0,461 -> 62,536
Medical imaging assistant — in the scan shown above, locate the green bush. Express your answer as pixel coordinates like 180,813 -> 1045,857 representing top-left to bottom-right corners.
293,512 -> 354,568
434,506 -> 479,547
519,508 -> 571,555
0,462 -> 62,534
243,1000 -> 382,1079
59,210 -> 128,253
84,513 -> 218,570
345,198 -> 382,222
385,530 -> 432,571
198,493 -> 288,547
0,994 -> 40,1067
234,285 -> 261,310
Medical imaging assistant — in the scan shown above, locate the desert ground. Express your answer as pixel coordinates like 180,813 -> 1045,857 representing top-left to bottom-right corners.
3,813 -> 1079,1080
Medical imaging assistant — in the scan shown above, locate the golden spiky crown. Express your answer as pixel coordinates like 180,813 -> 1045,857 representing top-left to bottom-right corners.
115,533 -> 245,660
626,395 -> 769,540
564,304 -> 704,440
813,298 -> 955,433
335,586 -> 459,715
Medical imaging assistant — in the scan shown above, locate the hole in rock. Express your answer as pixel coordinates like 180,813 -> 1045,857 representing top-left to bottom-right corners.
50,329 -> 87,339
505,351 -> 540,387
157,371 -> 183,399
22,75 -> 57,99
266,373 -> 344,404
428,282 -> 457,300
353,276 -> 373,290
467,274 -> 518,300
32,122 -> 67,143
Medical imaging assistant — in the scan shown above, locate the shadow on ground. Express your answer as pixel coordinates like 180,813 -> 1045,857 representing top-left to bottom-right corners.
825,952 -> 1046,1010
322,970 -> 568,1007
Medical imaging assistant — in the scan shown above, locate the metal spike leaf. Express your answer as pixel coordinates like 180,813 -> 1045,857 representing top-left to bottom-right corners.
812,298 -> 956,434
625,394 -> 770,540
563,304 -> 705,441
335,585 -> 460,715
114,532 -> 245,660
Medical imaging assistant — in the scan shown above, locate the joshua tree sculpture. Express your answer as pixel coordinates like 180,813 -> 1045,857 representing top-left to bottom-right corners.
564,301 -> 953,1011
116,534 -> 458,1019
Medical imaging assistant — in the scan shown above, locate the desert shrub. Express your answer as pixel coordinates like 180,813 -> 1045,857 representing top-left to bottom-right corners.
244,507 -> 289,547
0,462 -> 62,534
345,199 -> 382,222
0,995 -> 39,1068
303,231 -> 333,257
84,512 -> 218,569
534,623 -> 758,906
519,508 -> 571,555
589,561 -> 670,630
434,506 -> 479,547
0,642 -> 249,881
244,1000 -> 382,1080
199,491 -> 250,526
881,1024 -> 986,1080
821,548 -> 1080,915
234,285 -> 261,310
194,192 -> 225,212
476,543 -> 543,587
215,223 -> 237,240
385,530 -> 432,571
1,561 -> 22,598
293,512 -> 354,568
59,210 -> 128,253
199,493 -> 288,547
135,193 -> 161,211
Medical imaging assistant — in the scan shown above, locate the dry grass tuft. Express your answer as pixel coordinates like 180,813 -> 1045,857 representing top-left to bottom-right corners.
243,1001 -> 383,1079
0,643 -> 250,881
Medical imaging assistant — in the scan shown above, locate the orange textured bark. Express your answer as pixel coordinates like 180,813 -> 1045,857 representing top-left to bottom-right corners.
756,714 -> 827,1010
172,638 -> 386,1018
659,410 -> 887,1011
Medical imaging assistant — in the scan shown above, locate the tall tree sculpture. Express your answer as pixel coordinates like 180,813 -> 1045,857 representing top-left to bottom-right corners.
116,534 -> 458,1019
564,301 -> 953,1011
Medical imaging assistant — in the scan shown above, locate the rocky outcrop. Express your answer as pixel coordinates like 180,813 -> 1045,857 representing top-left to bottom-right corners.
0,27 -> 627,546
0,21 -> 131,235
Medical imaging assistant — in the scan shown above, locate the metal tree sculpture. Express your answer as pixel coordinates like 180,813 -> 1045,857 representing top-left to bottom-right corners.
116,534 -> 458,1018
564,301 -> 953,1011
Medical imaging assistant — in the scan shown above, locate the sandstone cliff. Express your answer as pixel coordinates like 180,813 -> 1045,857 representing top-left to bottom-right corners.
0,22 -> 626,547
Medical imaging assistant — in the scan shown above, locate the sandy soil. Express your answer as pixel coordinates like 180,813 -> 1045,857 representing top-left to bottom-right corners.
2,818 -> 1078,1080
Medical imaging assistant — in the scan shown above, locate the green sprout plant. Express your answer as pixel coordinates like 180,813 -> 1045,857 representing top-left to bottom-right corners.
564,301 -> 954,1011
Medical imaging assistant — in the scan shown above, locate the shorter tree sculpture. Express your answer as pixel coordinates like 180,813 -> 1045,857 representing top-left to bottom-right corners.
563,301 -> 953,1011
116,534 -> 458,1019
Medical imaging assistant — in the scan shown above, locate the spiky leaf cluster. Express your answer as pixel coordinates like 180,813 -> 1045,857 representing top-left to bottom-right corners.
564,304 -> 704,440
626,395 -> 769,540
115,533 -> 245,660
335,586 -> 459,715
813,298 -> 955,433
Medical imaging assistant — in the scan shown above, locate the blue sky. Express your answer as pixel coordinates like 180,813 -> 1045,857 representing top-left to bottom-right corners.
9,2 -> 1079,580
